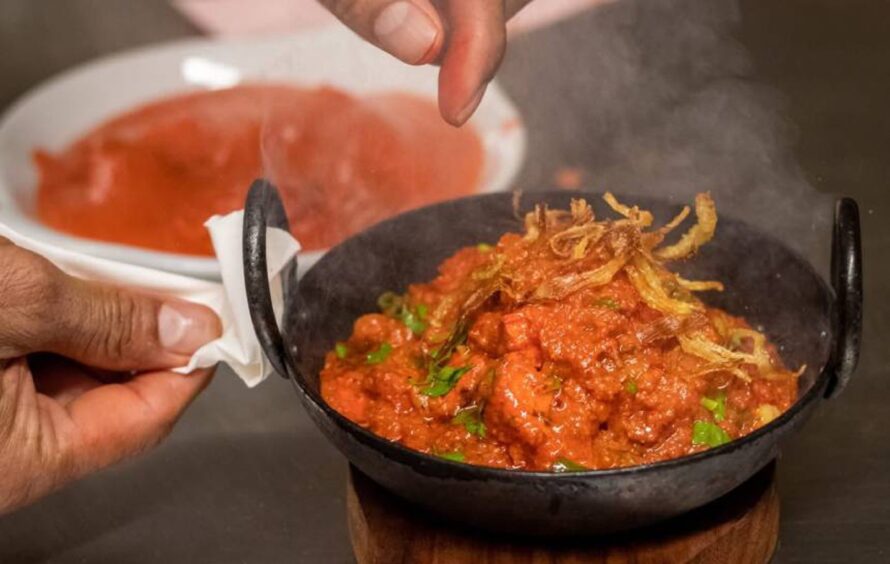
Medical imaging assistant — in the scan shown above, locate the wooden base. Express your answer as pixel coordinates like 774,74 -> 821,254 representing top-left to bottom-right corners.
347,463 -> 779,564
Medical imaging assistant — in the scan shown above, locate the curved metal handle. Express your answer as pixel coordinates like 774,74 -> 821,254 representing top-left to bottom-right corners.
243,179 -> 298,379
825,197 -> 863,399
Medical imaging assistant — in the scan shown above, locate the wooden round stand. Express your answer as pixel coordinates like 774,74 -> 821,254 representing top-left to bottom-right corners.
347,463 -> 779,564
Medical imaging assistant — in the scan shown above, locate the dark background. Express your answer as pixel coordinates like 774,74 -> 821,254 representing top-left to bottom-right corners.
0,1 -> 886,562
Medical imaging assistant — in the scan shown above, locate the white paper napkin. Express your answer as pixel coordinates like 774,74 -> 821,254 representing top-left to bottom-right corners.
0,211 -> 300,388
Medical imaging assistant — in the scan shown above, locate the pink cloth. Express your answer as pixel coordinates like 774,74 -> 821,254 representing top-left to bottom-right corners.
172,0 -> 609,37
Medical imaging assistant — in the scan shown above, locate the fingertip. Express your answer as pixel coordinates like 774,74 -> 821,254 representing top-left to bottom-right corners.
439,82 -> 487,126
435,0 -> 505,125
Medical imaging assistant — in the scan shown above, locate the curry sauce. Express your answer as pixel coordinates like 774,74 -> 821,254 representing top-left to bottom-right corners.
320,194 -> 800,471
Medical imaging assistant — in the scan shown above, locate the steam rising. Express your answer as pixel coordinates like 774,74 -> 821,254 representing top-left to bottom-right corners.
501,0 -> 832,271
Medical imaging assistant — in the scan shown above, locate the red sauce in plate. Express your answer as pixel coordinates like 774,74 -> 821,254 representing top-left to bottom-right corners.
34,85 -> 483,255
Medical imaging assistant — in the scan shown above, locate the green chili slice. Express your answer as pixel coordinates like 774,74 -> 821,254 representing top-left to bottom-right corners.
365,343 -> 392,365
700,392 -> 726,422
692,420 -> 731,448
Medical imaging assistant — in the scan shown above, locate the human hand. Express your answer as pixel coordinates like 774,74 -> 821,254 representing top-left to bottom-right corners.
0,238 -> 221,514
320,0 -> 534,125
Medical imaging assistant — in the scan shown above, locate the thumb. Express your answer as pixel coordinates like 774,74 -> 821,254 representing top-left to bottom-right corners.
320,0 -> 444,65
45,277 -> 221,371
0,243 -> 220,371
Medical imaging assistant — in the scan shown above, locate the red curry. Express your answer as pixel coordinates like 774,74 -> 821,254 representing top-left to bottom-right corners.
320,194 -> 800,471
34,84 -> 483,255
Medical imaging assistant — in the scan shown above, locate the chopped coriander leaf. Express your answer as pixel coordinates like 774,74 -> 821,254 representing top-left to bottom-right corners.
625,380 -> 638,395
335,342 -> 349,359
429,321 -> 469,365
692,420 -> 731,448
552,458 -> 589,473
376,291 -> 427,335
476,243 -> 493,252
438,451 -> 466,463
422,365 -> 470,397
452,407 -> 486,438
400,308 -> 427,335
365,343 -> 393,365
595,297 -> 620,310
700,392 -> 726,422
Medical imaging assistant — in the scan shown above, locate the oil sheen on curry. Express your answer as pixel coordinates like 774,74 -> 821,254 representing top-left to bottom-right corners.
320,194 -> 802,471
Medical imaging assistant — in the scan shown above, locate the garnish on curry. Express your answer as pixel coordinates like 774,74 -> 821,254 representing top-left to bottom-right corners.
320,194 -> 802,471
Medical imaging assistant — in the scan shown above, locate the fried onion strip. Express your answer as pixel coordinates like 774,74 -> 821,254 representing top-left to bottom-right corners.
654,193 -> 717,261
604,192 -> 654,227
677,276 -> 725,292
626,255 -> 701,316
533,253 -> 630,301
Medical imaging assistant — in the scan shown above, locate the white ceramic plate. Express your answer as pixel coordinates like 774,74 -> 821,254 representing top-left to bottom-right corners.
0,28 -> 526,279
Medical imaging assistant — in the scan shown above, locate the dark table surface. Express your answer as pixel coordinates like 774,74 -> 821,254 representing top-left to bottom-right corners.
0,1 -> 886,563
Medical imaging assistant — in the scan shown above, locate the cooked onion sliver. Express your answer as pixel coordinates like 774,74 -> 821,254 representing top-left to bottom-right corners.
680,334 -> 753,364
603,192 -> 655,227
548,224 -> 606,258
727,328 -> 773,373
677,277 -> 725,292
691,363 -> 752,383
570,198 -> 594,224
655,193 -> 717,261
533,253 -> 629,300
657,206 -> 691,236
626,256 -> 701,316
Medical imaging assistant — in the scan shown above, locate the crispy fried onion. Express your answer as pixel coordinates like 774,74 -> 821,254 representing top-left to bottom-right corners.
534,253 -> 630,300
677,275 -> 724,292
690,363 -> 754,383
679,334 -> 758,382
626,255 -> 701,316
603,192 -> 654,227
511,192 -> 723,309
548,200 -> 606,259
679,329 -> 803,382
654,193 -> 717,261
